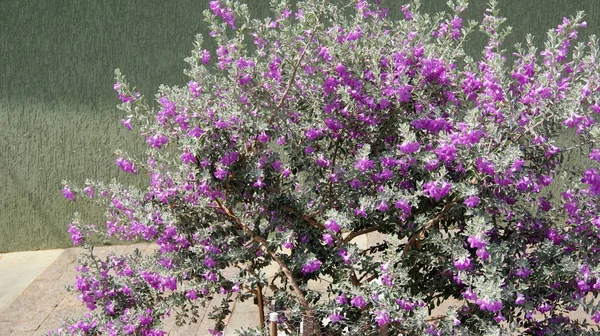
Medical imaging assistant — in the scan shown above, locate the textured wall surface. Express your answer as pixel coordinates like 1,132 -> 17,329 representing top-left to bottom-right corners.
1,0 -> 598,252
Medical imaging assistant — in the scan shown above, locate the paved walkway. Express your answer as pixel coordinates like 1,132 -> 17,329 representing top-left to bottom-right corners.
0,243 -> 277,336
0,233 -> 381,336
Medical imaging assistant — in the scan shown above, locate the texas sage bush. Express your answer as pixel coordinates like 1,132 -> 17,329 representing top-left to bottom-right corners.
52,0 -> 600,334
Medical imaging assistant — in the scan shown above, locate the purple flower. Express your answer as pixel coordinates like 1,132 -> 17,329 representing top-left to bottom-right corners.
351,295 -> 367,309
203,271 -> 218,282
62,185 -> 75,201
118,93 -> 133,103
476,248 -> 490,261
214,167 -> 229,180
257,131 -> 270,143
462,288 -> 477,301
335,293 -> 348,305
401,4 -> 413,20
123,324 -> 135,334
180,151 -> 196,164
83,186 -> 94,198
301,259 -> 322,274
324,118 -> 344,132
201,50 -> 211,64
121,118 -> 132,130
316,156 -> 331,167
305,128 -> 322,140
115,157 -> 137,174
476,298 -> 503,313
349,178 -> 362,189
186,289 -> 198,300
422,180 -> 452,201
453,257 -> 471,271
338,248 -> 352,264
328,312 -> 344,323
434,143 -> 457,164
515,266 -> 532,278
355,157 -> 374,172
203,257 -> 216,268
515,293 -> 526,305
590,148 -> 600,162
396,299 -> 416,312
146,134 -> 168,149
374,310 -> 390,326
188,81 -> 202,97
187,126 -> 205,138
537,303 -> 552,314
463,196 -> 480,207
399,141 -> 420,154
467,235 -> 487,249
475,157 -> 495,176
325,219 -> 341,233
425,159 -> 439,171
220,151 -> 239,166
376,201 -> 389,212
253,177 -> 266,189
544,145 -> 561,158
322,233 -> 334,246
354,207 -> 367,218
67,223 -> 83,245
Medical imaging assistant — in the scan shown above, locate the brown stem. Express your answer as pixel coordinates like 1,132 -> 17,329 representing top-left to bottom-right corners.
403,199 -> 456,256
269,30 -> 317,125
328,137 -> 343,208
425,315 -> 446,323
214,199 -> 313,314
349,271 -> 361,287
256,283 -> 265,329
342,227 -> 377,244
281,206 -> 325,230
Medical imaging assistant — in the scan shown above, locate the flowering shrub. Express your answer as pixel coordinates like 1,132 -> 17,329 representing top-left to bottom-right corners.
53,0 -> 600,334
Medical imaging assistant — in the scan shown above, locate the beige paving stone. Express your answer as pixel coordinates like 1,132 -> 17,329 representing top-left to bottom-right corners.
4,330 -> 33,336
122,243 -> 151,255
307,277 -> 332,292
92,245 -> 128,258
37,293 -> 86,334
0,280 -> 65,322
367,231 -> 389,246
36,248 -> 82,282
0,249 -> 63,312
163,302 -> 210,335
230,296 -> 260,315
0,322 -> 13,335
224,312 -> 263,335
166,317 -> 204,336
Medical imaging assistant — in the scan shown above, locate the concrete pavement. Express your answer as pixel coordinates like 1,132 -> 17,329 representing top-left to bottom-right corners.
0,236 -> 372,336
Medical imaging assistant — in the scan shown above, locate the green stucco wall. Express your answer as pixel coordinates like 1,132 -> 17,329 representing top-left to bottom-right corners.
1,0 -> 598,252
